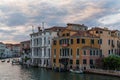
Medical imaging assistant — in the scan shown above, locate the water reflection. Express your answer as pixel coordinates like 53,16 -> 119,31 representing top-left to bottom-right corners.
0,60 -> 119,80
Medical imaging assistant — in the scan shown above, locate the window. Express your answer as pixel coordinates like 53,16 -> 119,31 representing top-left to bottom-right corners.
108,50 -> 110,55
83,50 -> 86,55
82,39 -> 85,44
100,50 -> 102,56
53,40 -> 56,45
76,60 -> 79,64
70,49 -> 73,56
96,31 -> 98,33
90,59 -> 93,65
77,38 -> 80,44
53,59 -> 56,63
70,60 -> 73,64
71,39 -> 73,44
108,40 -> 110,45
54,49 -> 56,56
90,50 -> 92,55
59,40 -> 62,45
77,48 -> 79,56
98,39 -> 102,44
83,59 -> 86,64
96,50 -> 98,55
62,34 -> 65,36
93,50 -> 95,55
100,31 -> 103,34
91,39 -> 94,44
66,33 -> 70,36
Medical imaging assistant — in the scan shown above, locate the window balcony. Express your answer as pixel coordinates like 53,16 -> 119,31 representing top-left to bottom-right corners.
62,44 -> 69,47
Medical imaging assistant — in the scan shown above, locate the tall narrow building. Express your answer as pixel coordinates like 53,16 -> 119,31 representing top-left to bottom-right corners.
30,26 -> 65,67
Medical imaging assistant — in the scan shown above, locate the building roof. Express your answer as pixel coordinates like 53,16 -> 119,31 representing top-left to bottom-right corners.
71,31 -> 99,38
0,42 -> 4,44
45,26 -> 66,31
67,23 -> 88,28
20,40 -> 30,43
89,27 -> 111,31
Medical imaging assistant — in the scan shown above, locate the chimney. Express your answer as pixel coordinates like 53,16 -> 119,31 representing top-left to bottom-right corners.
38,27 -> 41,32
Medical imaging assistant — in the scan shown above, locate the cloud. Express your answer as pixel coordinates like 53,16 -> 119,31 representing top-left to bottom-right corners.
0,0 -> 120,43
98,13 -> 120,25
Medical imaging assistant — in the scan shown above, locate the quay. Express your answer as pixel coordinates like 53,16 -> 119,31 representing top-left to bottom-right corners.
85,69 -> 120,77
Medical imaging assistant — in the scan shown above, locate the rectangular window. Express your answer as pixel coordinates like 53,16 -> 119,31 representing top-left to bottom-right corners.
108,40 -> 110,45
77,49 -> 79,56
66,33 -> 70,36
77,38 -> 80,44
59,40 -> 62,45
53,40 -> 56,45
90,50 -> 92,55
83,50 -> 86,55
91,39 -> 94,44
70,49 -> 72,56
70,60 -> 73,64
54,49 -> 56,56
53,59 -> 56,63
76,60 -> 79,64
98,39 -> 102,44
83,59 -> 86,64
90,59 -> 93,65
108,50 -> 110,55
71,39 -> 73,44
82,39 -> 85,44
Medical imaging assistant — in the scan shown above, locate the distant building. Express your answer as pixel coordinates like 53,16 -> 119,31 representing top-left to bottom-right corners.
66,23 -> 88,31
20,40 -> 30,54
12,44 -> 20,57
0,42 -> 6,58
6,43 -> 20,57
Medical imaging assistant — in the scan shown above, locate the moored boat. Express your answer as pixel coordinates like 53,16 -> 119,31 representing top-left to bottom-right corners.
1,59 -> 5,62
70,69 -> 83,74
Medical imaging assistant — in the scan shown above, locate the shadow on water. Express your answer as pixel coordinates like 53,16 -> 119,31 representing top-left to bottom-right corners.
0,61 -> 120,80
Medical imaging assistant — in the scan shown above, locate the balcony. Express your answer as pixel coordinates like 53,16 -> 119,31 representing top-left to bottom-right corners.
62,44 -> 69,47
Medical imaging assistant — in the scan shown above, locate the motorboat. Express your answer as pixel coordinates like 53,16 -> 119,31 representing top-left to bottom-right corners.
70,69 -> 83,74
1,59 -> 5,62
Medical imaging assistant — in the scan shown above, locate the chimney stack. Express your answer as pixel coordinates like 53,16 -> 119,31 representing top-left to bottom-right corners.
38,27 -> 41,32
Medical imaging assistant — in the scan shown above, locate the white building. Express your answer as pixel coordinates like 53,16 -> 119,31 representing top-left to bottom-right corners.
30,26 -> 65,67
0,42 -> 6,58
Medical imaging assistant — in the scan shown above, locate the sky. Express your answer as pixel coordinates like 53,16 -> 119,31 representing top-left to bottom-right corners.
0,0 -> 120,43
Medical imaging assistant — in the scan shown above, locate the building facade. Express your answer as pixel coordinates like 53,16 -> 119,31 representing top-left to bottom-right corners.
88,27 -> 120,57
51,29 -> 101,70
30,26 -> 65,67
0,42 -> 6,58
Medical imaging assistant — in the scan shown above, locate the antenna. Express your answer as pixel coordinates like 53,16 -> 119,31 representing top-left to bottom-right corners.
32,25 -> 34,33
42,22 -> 45,31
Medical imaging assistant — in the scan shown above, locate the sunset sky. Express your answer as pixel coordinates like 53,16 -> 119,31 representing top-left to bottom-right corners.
0,0 -> 120,43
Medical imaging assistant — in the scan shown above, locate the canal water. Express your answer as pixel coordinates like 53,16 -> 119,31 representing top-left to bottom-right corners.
0,59 -> 119,80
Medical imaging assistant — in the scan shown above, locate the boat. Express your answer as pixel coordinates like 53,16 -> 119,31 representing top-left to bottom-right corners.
1,60 -> 5,62
7,59 -> 10,63
70,69 -> 83,74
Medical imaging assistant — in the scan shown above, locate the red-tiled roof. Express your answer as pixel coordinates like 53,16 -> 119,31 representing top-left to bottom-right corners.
88,27 -> 111,31
45,26 -> 66,31
71,31 -> 99,38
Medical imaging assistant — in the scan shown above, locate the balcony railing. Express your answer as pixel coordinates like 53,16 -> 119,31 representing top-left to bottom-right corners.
62,44 -> 69,47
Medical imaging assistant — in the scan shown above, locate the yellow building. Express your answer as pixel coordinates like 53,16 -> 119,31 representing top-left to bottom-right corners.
51,29 -> 101,71
88,27 -> 120,57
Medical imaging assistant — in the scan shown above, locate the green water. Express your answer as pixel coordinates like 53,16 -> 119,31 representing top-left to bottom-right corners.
0,60 -> 119,80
